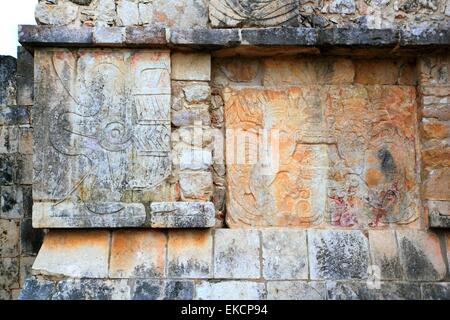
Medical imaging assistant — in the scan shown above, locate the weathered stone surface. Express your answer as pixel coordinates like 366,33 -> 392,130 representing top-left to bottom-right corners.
262,229 -> 308,280
0,258 -> 19,289
326,281 -> 421,300
32,230 -> 110,278
109,230 -> 166,278
18,277 -> 55,300
20,218 -> 44,256
138,0 -> 208,28
171,53 -> 211,81
33,202 -> 147,228
19,256 -> 35,287
266,281 -> 326,300
33,49 -> 171,228
263,57 -> 355,86
149,202 -> 215,228
196,281 -> 266,300
214,229 -> 260,279
424,168 -> 450,200
0,107 -> 31,126
421,118 -> 450,140
354,59 -> 416,85
164,280 -> 195,300
131,279 -> 164,300
396,230 -> 446,281
0,56 -> 16,107
0,219 -> 19,257
35,1 -> 79,26
329,0 -> 356,14
124,26 -> 166,45
422,147 -> 450,169
179,172 -> 213,201
116,0 -> 139,26
170,28 -> 241,47
168,229 -> 212,278
172,106 -> 211,127
308,230 -> 369,280
93,27 -> 125,45
421,283 -> 450,300
221,82 -> 419,228
209,0 -> 299,28
52,279 -> 130,300
1,186 -> 24,219
16,47 -> 34,106
429,208 -> 450,228
368,230 -> 403,280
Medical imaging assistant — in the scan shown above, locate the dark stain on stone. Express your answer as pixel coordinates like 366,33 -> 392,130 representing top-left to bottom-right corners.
132,280 -> 162,300
378,148 -> 396,177
168,259 -> 210,277
400,237 -> 439,280
1,190 -> 16,212
380,255 -> 403,279
315,233 -> 368,279
164,280 -> 194,300
0,155 -> 15,185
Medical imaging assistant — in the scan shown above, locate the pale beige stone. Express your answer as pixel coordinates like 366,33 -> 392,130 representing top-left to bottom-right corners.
32,230 -> 110,278
171,53 -> 211,81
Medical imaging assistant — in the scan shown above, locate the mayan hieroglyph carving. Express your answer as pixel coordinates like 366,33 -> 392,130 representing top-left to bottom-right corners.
33,49 -> 171,227
209,0 -> 299,27
222,85 -> 420,228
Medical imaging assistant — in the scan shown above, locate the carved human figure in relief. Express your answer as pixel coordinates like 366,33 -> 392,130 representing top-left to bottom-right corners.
35,50 -> 171,214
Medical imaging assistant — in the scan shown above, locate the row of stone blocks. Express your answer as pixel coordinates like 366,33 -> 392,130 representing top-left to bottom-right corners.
19,277 -> 450,300
20,228 -> 450,299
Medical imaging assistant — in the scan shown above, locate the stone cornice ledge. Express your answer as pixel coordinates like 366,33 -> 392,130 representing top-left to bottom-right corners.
19,25 -> 450,51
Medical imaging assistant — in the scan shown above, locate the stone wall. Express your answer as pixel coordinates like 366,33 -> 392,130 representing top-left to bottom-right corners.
0,0 -> 449,300
0,50 -> 44,300
19,228 -> 450,300
34,0 -> 450,29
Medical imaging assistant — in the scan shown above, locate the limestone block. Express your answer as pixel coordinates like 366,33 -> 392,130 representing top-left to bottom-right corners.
266,281 -> 326,300
21,218 -> 45,256
172,106 -> 211,127
329,0 -> 356,14
396,230 -> 446,281
421,118 -> 450,140
196,281 -> 266,300
261,229 -> 308,280
368,230 -> 403,280
18,277 -> 55,300
16,47 -> 34,106
421,283 -> 450,300
116,0 -> 139,26
167,229 -> 212,278
131,280 -> 164,300
308,230 -> 370,280
179,172 -> 213,201
35,1 -> 80,26
0,219 -> 19,257
214,229 -> 260,279
32,230 -> 110,278
428,201 -> 450,228
424,168 -> 450,200
0,107 -> 30,126
19,256 -> 35,287
420,86 -> 450,121
0,258 -> 19,289
171,53 -> 211,81
422,147 -> 450,169
164,280 -> 195,300
33,201 -> 147,228
1,186 -> 24,219
209,0 -> 299,28
109,230 -> 166,278
93,27 -> 125,45
0,126 -> 19,154
149,202 -> 215,228
52,279 -> 131,300
178,149 -> 212,171
326,281 -> 421,300
262,57 -> 355,85
33,49 -> 171,228
182,83 -> 210,103
138,0 -> 208,28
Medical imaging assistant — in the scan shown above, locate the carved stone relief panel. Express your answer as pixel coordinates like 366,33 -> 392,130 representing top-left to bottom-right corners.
209,0 -> 299,28
33,49 -> 172,227
222,84 -> 419,228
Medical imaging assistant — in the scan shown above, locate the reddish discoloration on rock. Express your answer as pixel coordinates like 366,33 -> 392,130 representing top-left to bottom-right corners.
109,230 -> 166,278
